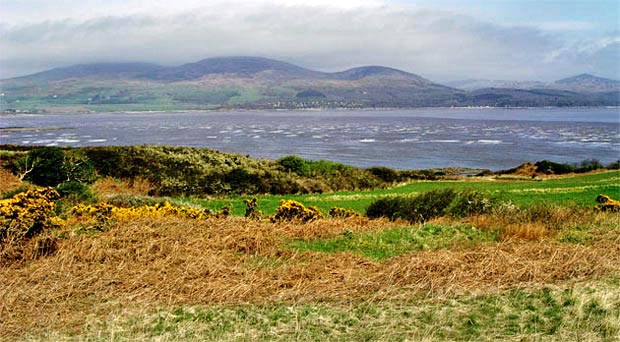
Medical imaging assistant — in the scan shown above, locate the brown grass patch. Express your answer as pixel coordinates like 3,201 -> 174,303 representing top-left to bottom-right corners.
0,167 -> 22,195
91,176 -> 153,196
499,222 -> 549,241
1,215 -> 618,339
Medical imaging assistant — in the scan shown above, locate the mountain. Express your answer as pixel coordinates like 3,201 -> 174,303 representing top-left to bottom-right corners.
553,73 -> 620,93
11,62 -> 167,82
146,56 -> 325,81
1,57 -> 618,112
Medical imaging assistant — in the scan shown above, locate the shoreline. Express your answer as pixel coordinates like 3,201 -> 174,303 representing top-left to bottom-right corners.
2,105 -> 619,115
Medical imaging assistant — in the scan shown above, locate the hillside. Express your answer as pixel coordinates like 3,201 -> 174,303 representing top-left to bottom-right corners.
1,57 -> 618,112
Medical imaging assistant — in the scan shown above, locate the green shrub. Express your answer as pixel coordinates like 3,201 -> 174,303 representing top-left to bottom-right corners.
56,181 -> 95,203
366,189 -> 493,222
13,147 -> 96,187
575,159 -> 604,173
14,147 -> 65,186
535,159 -> 606,175
365,197 -> 403,221
399,189 -> 456,223
367,166 -> 399,183
276,155 -> 309,176
535,160 -> 575,174
225,168 -> 260,194
607,160 -> 620,170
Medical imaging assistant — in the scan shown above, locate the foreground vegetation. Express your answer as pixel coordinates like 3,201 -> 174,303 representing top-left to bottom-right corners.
1,145 -> 619,341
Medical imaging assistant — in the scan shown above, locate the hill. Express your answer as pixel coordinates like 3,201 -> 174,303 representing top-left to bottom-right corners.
553,73 -> 620,93
1,57 -> 618,112
448,74 -> 620,93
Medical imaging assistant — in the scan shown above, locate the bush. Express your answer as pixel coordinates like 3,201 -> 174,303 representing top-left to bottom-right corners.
0,188 -> 64,260
367,166 -> 399,183
328,206 -> 359,218
365,197 -> 403,221
56,181 -> 95,203
535,159 -> 606,175
226,168 -> 260,194
535,160 -> 574,175
71,201 -> 214,230
447,190 -> 493,217
575,159 -> 604,173
13,147 -> 96,187
595,194 -> 620,212
366,189 -> 493,223
244,197 -> 262,220
399,189 -> 456,223
607,160 -> 620,170
276,155 -> 309,176
271,199 -> 323,223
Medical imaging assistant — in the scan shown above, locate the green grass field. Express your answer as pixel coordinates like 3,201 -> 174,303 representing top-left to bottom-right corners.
184,171 -> 620,216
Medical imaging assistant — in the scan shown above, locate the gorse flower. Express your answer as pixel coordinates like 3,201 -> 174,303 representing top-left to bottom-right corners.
0,188 -> 64,245
595,194 -> 620,212
271,199 -> 323,223
71,201 -> 212,228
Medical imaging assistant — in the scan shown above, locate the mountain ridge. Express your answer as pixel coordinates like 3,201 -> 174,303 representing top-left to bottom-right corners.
1,57 -> 618,111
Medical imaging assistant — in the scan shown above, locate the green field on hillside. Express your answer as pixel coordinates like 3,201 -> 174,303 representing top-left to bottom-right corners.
186,171 -> 620,216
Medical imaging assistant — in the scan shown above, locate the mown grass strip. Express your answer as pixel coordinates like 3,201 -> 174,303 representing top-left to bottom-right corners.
289,224 -> 498,261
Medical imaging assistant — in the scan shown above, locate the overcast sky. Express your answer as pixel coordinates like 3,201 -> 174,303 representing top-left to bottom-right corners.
0,0 -> 618,81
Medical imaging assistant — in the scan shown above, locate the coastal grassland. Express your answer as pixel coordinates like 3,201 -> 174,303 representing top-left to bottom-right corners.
186,170 -> 620,216
1,210 -> 618,341
1,153 -> 619,341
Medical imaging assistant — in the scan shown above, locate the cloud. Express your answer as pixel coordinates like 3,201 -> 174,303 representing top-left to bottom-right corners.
0,2 -> 617,81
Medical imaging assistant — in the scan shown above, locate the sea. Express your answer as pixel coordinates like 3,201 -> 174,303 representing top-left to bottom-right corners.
1,107 -> 619,170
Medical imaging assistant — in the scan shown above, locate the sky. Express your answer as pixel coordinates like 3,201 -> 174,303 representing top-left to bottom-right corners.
0,0 -> 618,81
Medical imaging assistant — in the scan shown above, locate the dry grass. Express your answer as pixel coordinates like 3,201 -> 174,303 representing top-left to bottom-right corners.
1,214 -> 619,339
0,167 -> 22,195
467,204 -> 613,242
499,222 -> 549,241
91,176 -> 153,196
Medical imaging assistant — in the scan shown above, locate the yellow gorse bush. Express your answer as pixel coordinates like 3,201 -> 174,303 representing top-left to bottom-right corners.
71,201 -> 210,225
595,194 -> 620,212
271,199 -> 323,223
328,206 -> 359,218
0,188 -> 64,245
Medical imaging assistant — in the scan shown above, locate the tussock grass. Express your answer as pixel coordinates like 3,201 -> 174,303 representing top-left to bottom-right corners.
1,213 -> 619,340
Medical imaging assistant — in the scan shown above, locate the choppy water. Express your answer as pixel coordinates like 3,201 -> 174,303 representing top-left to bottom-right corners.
1,108 -> 619,170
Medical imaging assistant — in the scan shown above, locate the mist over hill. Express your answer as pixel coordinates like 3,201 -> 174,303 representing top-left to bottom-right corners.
1,57 -> 618,113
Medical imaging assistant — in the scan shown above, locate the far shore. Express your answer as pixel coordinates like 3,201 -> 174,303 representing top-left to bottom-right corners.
2,105 -> 619,115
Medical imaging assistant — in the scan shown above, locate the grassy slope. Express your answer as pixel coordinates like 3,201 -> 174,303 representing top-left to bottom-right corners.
187,171 -> 620,216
